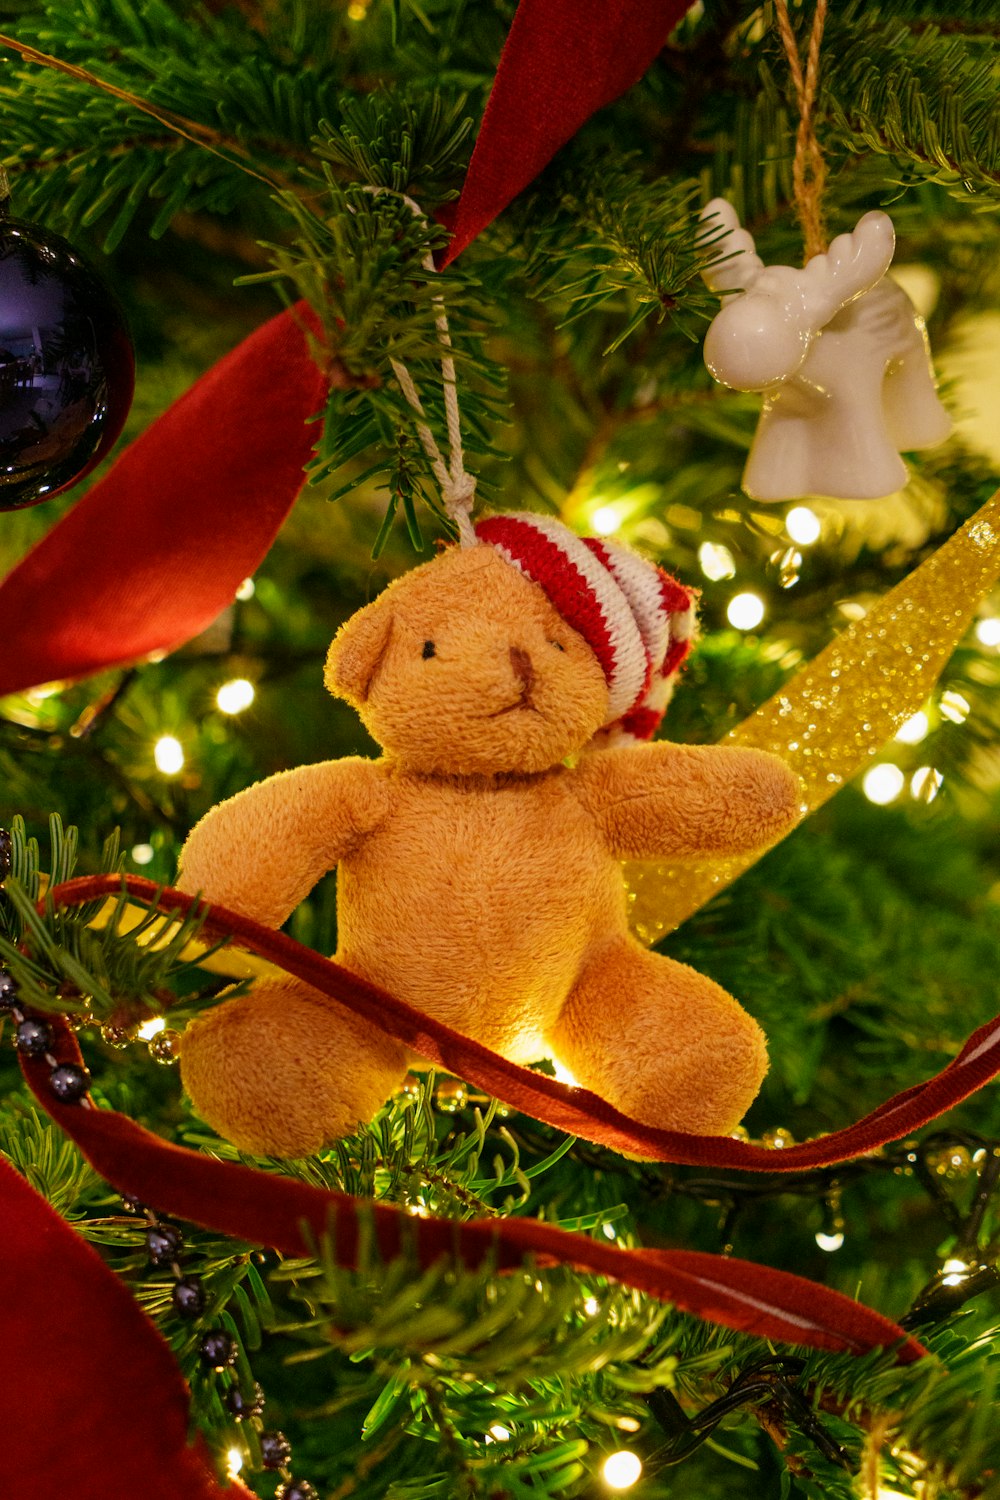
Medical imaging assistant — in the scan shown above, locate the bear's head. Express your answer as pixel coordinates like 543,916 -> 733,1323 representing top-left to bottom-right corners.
325,544 -> 610,776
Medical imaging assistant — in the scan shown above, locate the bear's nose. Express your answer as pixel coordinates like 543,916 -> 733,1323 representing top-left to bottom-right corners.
509,646 -> 535,693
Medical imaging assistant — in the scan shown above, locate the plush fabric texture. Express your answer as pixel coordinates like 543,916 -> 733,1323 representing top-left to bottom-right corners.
178,536 -> 801,1158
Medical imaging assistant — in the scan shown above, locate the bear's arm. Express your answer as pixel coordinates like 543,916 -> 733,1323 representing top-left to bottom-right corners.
570,743 -> 802,859
176,758 -> 391,927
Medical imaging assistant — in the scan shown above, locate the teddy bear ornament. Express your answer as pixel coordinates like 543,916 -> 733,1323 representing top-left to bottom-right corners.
177,514 -> 801,1158
700,198 -> 951,501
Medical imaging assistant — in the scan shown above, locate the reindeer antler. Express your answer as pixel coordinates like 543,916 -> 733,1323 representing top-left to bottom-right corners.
699,198 -> 764,294
800,210 -> 895,327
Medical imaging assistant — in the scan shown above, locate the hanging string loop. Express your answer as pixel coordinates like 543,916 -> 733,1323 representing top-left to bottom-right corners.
363,186 -> 477,547
773,0 -> 830,259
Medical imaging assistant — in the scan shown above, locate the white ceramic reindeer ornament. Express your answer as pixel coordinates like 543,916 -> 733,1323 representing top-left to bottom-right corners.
699,199 -> 951,501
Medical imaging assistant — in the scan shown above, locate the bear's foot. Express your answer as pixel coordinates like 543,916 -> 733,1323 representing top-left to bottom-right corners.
180,978 -> 408,1157
548,937 -> 767,1139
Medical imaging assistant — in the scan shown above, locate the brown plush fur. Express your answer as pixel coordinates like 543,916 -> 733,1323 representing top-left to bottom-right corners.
178,545 -> 801,1156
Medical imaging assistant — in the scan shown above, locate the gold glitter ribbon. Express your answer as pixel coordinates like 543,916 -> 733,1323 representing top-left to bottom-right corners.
627,487 -> 1000,945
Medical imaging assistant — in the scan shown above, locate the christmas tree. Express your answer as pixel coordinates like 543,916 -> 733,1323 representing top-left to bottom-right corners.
3,1 -> 1000,1496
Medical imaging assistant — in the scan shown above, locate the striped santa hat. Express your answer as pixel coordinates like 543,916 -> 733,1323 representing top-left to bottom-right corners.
474,513 -> 697,745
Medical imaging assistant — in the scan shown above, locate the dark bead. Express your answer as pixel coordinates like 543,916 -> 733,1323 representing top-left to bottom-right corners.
277,1482 -> 318,1500
199,1329 -> 237,1370
0,827 -> 11,879
0,218 -> 134,510
260,1431 -> 292,1469
0,971 -> 19,1008
146,1221 -> 183,1266
15,1016 -> 52,1056
48,1062 -> 90,1102
171,1275 -> 205,1318
225,1382 -> 264,1422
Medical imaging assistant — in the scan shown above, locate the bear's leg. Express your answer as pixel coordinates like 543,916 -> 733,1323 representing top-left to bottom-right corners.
547,938 -> 767,1137
180,978 -> 409,1157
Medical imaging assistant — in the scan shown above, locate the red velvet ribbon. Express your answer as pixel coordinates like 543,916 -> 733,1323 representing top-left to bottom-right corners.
17,993 -> 926,1366
0,4 -> 692,695
47,875 -> 1000,1173
0,1151 -> 255,1500
23,862 -> 1000,1367
0,304 -> 326,699
438,0 -> 691,265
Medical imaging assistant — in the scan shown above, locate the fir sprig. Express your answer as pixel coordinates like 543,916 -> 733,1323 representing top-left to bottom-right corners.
0,813 -> 225,1022
822,4 -> 1000,198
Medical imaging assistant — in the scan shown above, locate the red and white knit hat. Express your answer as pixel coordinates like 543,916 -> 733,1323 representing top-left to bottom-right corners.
474,513 -> 697,744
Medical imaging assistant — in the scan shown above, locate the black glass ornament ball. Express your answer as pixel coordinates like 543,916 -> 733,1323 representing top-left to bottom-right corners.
260,1431 -> 292,1470
0,971 -> 19,1009
226,1382 -> 265,1422
0,826 -> 11,879
171,1275 -> 205,1319
146,1221 -> 184,1266
199,1329 -> 238,1370
48,1062 -> 91,1102
0,216 -> 134,510
15,1016 -> 53,1056
277,1482 -> 318,1500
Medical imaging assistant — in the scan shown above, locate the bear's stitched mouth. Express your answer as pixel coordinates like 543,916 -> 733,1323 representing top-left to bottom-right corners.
484,694 -> 542,718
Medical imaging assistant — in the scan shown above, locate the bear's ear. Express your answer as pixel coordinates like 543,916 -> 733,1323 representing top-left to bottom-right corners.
325,601 -> 394,706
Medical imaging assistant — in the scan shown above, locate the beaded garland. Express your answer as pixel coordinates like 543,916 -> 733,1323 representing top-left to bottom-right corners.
0,959 -> 317,1498
121,1180 -> 315,1494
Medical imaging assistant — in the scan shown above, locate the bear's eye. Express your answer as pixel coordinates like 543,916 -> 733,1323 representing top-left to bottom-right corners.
421,640 -> 436,659
549,639 -> 566,652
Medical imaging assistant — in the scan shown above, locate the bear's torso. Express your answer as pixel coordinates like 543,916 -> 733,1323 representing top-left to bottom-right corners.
335,763 -> 626,1062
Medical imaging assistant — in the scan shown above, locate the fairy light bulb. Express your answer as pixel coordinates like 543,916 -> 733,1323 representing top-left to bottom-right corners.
727,592 -> 765,630
862,764 -> 904,805
602,1451 -> 643,1490
698,541 -> 736,581
894,710 -> 929,744
488,1424 -> 511,1442
235,577 -> 255,601
910,766 -> 943,803
226,1447 -> 244,1478
552,1058 -> 579,1087
602,1223 -> 617,1241
815,1231 -> 845,1252
583,1297 -> 600,1316
785,506 -> 822,545
137,1017 -> 166,1041
154,735 -> 184,775
131,842 -> 154,865
975,617 -> 1000,647
216,678 -> 255,715
591,503 -> 623,536
939,689 -> 970,724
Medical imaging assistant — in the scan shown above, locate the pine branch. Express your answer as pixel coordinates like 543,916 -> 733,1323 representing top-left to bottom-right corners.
822,4 -> 1000,197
